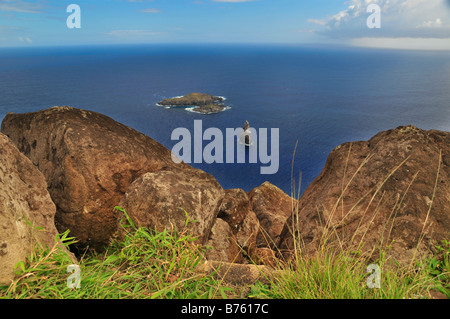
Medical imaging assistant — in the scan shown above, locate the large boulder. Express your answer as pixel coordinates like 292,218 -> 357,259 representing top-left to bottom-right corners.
1,106 -> 185,250
117,167 -> 224,245
279,125 -> 450,265
248,182 -> 297,249
205,219 -> 243,263
205,188 -> 260,263
0,133 -> 61,284
215,188 -> 259,260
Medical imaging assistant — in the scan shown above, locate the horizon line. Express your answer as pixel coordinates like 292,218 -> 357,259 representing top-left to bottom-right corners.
1,40 -> 450,52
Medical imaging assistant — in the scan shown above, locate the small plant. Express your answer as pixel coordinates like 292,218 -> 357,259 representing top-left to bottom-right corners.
416,240 -> 450,297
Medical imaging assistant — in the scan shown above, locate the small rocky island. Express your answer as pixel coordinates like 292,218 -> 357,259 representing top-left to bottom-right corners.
158,92 -> 229,114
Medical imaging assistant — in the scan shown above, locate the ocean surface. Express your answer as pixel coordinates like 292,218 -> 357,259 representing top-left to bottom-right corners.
1,44 -> 449,195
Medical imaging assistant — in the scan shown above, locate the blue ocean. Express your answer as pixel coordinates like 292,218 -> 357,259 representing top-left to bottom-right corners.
1,44 -> 449,195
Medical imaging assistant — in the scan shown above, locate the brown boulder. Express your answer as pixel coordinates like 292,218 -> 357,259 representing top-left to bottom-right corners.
0,133 -> 62,284
248,182 -> 297,248
279,125 -> 450,265
216,188 -> 259,259
252,247 -> 278,267
1,106 -> 185,250
205,219 -> 243,263
117,167 -> 224,245
198,260 -> 274,286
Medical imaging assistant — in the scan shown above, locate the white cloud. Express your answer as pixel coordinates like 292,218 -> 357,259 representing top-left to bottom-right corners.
0,0 -> 44,14
139,8 -> 161,13
0,25 -> 21,33
306,19 -> 327,26
18,36 -> 32,43
350,37 -> 450,50
309,0 -> 450,38
417,18 -> 443,28
307,0 -> 450,49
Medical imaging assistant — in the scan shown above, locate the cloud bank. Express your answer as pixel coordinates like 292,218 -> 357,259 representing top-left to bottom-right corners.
308,0 -> 450,49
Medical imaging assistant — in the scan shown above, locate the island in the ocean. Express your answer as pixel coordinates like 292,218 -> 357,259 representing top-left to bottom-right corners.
158,92 -> 230,114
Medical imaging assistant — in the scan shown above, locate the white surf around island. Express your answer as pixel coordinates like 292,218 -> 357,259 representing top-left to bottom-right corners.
155,95 -> 185,107
155,103 -> 170,108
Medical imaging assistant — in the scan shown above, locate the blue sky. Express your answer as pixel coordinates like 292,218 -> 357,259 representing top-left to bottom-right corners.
1,0 -> 449,49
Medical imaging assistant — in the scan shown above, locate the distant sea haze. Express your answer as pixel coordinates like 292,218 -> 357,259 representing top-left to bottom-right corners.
0,44 -> 449,195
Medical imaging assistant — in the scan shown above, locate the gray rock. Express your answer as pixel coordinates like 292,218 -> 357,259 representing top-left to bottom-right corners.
240,121 -> 251,145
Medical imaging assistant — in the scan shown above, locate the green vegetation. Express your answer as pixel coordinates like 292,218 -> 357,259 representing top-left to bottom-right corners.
1,207 -> 448,299
249,241 -> 449,299
0,208 -> 236,299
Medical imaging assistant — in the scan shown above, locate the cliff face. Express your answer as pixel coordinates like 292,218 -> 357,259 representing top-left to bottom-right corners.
279,125 -> 449,265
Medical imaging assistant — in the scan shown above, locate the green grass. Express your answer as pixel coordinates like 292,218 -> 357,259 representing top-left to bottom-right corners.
1,207 -> 448,299
249,241 -> 449,299
0,208 -> 237,299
